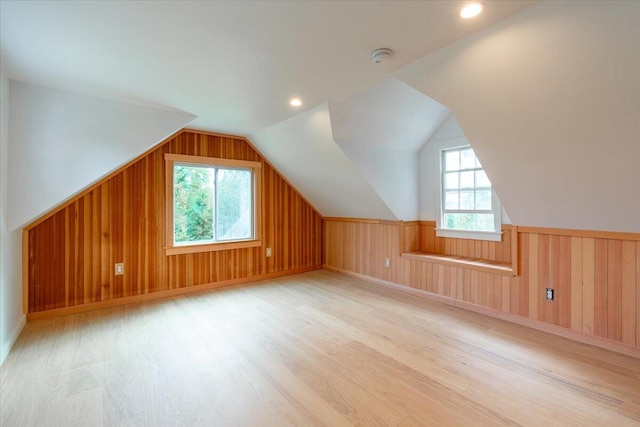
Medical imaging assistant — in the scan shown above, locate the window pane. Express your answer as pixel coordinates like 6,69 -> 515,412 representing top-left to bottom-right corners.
445,172 -> 459,190
475,190 -> 492,210
174,165 -> 214,243
445,191 -> 459,210
216,168 -> 252,241
444,213 -> 495,232
460,171 -> 474,189
475,170 -> 491,188
460,149 -> 475,169
460,190 -> 474,210
444,151 -> 460,171
475,156 -> 482,168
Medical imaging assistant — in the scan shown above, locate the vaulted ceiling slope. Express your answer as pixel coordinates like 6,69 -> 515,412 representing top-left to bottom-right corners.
0,1 -> 536,135
3,1 -> 639,233
396,0 -> 640,232
7,83 -> 195,229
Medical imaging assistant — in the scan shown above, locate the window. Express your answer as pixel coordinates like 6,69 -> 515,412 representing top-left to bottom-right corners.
165,154 -> 262,255
438,146 -> 501,241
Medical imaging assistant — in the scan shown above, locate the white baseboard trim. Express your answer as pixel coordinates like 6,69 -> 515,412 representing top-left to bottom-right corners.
0,313 -> 26,366
323,265 -> 640,359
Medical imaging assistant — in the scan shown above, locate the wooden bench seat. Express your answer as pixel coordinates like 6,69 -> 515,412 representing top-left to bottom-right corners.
401,252 -> 515,276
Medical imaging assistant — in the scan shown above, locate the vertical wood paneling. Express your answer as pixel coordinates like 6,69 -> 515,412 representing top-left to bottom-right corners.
582,238 -> 595,335
27,130 -> 323,313
594,239 -> 608,338
570,237 -> 583,333
325,219 -> 640,351
637,242 -> 640,346
607,240 -> 623,342
528,233 -> 539,321
621,241 -> 636,345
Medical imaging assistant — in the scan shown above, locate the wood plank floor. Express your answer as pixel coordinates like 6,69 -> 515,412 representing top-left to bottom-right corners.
2,270 -> 639,426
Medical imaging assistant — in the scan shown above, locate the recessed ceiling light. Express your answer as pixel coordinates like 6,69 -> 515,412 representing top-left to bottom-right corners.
290,98 -> 302,107
460,2 -> 484,19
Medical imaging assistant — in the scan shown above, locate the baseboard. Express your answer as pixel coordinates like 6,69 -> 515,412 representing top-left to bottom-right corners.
27,265 -> 322,321
0,313 -> 26,366
323,265 -> 640,359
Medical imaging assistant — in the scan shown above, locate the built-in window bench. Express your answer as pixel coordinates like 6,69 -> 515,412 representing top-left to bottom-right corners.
401,252 -> 516,276
399,222 -> 519,276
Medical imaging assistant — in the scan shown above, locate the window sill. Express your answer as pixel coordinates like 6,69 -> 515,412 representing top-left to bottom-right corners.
436,228 -> 503,242
401,252 -> 515,276
166,239 -> 262,255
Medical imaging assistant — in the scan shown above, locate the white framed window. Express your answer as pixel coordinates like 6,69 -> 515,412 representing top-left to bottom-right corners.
437,146 -> 502,241
165,154 -> 262,255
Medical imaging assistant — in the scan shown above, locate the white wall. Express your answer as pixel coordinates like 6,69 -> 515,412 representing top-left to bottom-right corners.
419,114 -> 510,224
251,103 -> 397,220
0,65 -> 25,366
399,1 -> 640,232
339,142 -> 418,220
8,82 -> 196,229
1,81 -> 195,364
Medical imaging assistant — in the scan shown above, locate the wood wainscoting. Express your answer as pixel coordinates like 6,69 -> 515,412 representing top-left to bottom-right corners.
24,129 -> 323,317
325,218 -> 640,355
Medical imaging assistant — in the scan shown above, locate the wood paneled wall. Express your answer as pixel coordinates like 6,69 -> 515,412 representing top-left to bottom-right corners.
325,218 -> 640,351
415,221 -> 513,264
25,130 -> 323,315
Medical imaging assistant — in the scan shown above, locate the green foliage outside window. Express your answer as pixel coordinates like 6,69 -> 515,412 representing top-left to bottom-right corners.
174,165 -> 214,243
173,164 -> 252,244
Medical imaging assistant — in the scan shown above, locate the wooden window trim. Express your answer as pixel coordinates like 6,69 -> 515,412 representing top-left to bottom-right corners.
164,153 -> 263,255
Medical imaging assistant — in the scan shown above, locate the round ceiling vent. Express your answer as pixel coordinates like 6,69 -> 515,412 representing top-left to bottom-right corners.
370,48 -> 393,64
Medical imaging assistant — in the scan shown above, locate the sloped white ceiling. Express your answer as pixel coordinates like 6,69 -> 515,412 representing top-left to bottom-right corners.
330,79 -> 450,152
0,1 -> 537,135
8,83 -> 196,228
328,79 -> 449,220
397,1 -> 640,232
251,80 -> 450,221
3,1 -> 638,233
251,103 -> 397,220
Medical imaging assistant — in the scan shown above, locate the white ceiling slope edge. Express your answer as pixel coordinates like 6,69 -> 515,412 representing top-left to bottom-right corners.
0,1 -> 538,136
8,82 -> 196,229
396,1 -> 640,233
328,79 -> 450,220
330,79 -> 450,153
250,103 -> 397,220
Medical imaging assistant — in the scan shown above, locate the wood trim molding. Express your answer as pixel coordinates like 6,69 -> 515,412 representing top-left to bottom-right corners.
324,217 -> 401,226
511,225 -> 519,276
517,225 -> 640,241
324,266 -> 640,359
400,252 -> 514,276
163,153 -> 263,255
27,265 -> 321,321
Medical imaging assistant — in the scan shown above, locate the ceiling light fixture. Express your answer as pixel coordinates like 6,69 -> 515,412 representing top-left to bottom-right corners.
290,98 -> 302,107
370,48 -> 393,64
460,2 -> 484,19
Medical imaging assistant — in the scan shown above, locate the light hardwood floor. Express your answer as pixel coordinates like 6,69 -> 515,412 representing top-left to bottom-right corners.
2,270 -> 639,426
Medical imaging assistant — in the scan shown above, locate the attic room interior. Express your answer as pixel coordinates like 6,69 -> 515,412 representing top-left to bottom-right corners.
1,0 -> 639,425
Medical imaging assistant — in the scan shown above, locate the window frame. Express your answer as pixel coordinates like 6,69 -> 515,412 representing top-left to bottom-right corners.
164,153 -> 262,255
437,145 -> 502,242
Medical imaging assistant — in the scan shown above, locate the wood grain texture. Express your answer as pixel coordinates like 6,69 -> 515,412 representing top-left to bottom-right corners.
3,270 -> 639,426
25,130 -> 323,314
325,218 -> 640,351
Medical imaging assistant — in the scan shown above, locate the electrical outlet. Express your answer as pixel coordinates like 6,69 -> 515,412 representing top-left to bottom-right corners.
266,247 -> 272,257
115,263 -> 124,276
546,288 -> 554,301
384,257 -> 390,268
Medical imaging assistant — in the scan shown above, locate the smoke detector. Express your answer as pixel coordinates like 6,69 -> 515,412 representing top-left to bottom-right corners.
370,48 -> 393,64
